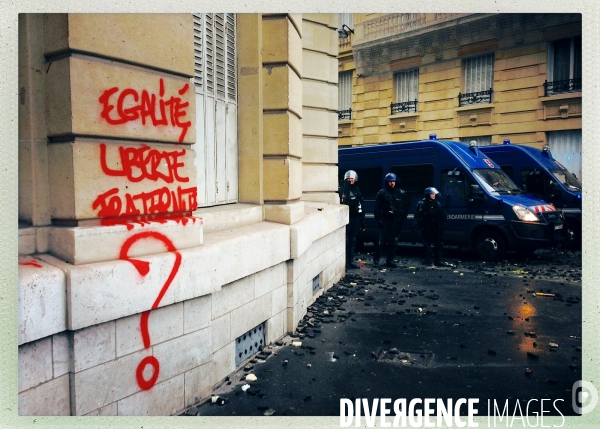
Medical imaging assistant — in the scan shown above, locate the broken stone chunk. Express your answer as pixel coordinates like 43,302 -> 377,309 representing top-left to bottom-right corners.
211,396 -> 228,406
245,374 -> 257,382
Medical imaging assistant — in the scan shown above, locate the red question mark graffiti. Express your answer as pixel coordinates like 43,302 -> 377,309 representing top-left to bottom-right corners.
119,231 -> 182,390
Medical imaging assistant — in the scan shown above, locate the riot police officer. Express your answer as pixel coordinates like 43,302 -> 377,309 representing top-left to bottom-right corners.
414,187 -> 446,266
373,173 -> 408,268
339,170 -> 366,269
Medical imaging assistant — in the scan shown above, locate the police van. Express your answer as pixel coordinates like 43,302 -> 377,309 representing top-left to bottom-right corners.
338,139 -> 564,261
479,142 -> 581,246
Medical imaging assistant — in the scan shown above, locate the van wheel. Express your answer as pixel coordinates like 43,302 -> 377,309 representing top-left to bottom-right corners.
474,231 -> 506,261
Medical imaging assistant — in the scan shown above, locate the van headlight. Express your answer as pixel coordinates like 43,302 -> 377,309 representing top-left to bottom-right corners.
512,204 -> 539,222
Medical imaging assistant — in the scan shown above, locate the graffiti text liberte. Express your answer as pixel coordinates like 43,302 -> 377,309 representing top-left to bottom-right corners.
99,143 -> 189,184
93,143 -> 197,217
98,79 -> 191,143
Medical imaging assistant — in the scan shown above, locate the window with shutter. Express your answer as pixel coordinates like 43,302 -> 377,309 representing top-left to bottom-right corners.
192,13 -> 238,207
338,71 -> 352,120
460,53 -> 494,106
545,36 -> 582,95
460,136 -> 491,147
339,13 -> 353,28
548,130 -> 582,181
392,69 -> 418,114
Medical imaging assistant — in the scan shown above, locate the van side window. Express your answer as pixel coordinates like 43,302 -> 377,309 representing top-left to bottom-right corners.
521,169 -> 550,196
441,169 -> 467,201
338,167 -> 383,199
499,165 -> 514,180
390,164 -> 434,204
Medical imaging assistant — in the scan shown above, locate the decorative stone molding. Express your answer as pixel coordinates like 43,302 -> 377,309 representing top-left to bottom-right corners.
541,94 -> 582,120
388,113 -> 419,133
456,105 -> 494,128
338,119 -> 353,137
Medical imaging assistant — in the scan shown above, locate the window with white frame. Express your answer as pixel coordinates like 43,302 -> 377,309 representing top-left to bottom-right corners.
339,13 -> 353,28
548,130 -> 582,182
460,53 -> 494,106
392,69 -> 418,114
545,36 -> 582,95
460,136 -> 492,147
192,13 -> 238,207
338,71 -> 353,120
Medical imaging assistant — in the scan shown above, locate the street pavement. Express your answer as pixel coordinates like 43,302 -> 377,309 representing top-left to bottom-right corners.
185,246 -> 582,417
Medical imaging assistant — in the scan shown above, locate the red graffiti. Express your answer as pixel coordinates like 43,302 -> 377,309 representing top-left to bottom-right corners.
99,79 -> 191,143
100,213 -> 201,231
92,186 -> 197,218
120,231 -> 182,390
19,259 -> 42,268
100,143 -> 189,184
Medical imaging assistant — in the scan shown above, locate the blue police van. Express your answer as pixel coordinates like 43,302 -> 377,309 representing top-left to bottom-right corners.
338,139 -> 564,261
479,142 -> 581,247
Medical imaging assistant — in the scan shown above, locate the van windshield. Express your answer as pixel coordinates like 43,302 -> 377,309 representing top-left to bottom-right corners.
550,169 -> 582,191
472,169 -> 521,195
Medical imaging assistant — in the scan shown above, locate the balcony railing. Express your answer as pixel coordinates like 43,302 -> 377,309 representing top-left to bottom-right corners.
338,33 -> 352,52
458,89 -> 493,107
338,108 -> 352,120
354,13 -> 468,45
544,79 -> 582,96
390,100 -> 418,115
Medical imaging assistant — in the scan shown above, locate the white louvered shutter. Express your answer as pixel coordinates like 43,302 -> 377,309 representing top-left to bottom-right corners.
192,13 -> 238,207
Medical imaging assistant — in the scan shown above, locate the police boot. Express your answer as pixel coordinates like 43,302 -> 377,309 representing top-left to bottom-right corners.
347,238 -> 359,269
385,241 -> 397,268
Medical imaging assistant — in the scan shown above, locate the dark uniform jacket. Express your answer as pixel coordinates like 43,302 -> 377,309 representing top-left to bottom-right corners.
374,187 -> 408,224
339,181 -> 365,227
414,197 -> 445,233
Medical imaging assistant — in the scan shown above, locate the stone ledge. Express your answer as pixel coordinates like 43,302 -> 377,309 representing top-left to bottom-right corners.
18,256 -> 67,345
193,203 -> 263,233
290,202 -> 348,259
48,216 -> 203,265
38,221 -> 290,331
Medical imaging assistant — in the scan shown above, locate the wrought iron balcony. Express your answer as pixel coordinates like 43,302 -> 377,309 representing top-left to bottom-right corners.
390,100 -> 418,115
544,79 -> 582,96
338,108 -> 352,120
458,88 -> 493,107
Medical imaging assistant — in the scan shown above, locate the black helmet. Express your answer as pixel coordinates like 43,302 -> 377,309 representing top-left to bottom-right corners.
344,170 -> 358,181
424,187 -> 439,196
385,173 -> 398,183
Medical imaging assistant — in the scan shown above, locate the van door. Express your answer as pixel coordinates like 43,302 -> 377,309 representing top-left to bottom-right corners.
440,169 -> 483,244
520,169 -> 559,204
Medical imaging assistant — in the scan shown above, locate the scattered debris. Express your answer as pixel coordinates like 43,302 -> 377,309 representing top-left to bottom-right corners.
245,374 -> 257,382
211,396 -> 228,406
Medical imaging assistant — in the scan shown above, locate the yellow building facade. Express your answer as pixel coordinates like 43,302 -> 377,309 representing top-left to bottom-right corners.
338,13 -> 582,179
18,13 -> 344,416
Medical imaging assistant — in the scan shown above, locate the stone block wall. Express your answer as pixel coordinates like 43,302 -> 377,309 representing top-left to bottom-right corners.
17,13 -> 348,416
18,215 -> 345,415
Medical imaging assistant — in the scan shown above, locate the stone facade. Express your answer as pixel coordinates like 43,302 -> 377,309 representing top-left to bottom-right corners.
337,13 -> 582,153
17,13 -> 346,416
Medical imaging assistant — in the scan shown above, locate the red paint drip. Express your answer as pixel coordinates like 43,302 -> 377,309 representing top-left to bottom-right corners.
19,260 -> 43,268
100,212 -> 197,230
120,231 -> 181,390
